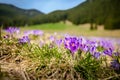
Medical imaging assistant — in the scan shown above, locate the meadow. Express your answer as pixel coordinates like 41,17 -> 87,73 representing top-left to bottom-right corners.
21,22 -> 120,38
0,23 -> 120,80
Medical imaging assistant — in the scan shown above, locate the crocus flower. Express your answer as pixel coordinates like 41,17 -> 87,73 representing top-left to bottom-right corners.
99,39 -> 114,50
64,37 -> 71,49
49,36 -> 55,42
19,36 -> 30,43
69,37 -> 79,53
79,37 -> 89,52
24,30 -> 33,36
89,46 -> 97,54
33,30 -> 43,36
79,36 -> 87,44
24,30 -> 43,36
64,37 -> 79,54
111,60 -> 120,70
55,39 -> 62,47
87,40 -> 98,47
93,52 -> 101,59
79,44 -> 89,52
103,48 -> 113,57
5,27 -> 19,34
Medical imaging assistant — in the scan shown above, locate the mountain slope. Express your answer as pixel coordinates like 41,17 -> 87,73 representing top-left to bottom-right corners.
0,3 -> 44,18
0,3 -> 44,27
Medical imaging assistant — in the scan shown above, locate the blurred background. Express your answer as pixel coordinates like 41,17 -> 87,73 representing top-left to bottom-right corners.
0,0 -> 120,37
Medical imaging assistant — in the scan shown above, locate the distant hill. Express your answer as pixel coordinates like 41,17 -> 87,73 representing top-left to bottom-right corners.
0,3 -> 44,17
0,3 -> 44,27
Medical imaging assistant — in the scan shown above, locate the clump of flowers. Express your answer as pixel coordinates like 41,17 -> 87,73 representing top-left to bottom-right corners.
19,36 -> 30,44
33,30 -> 44,36
63,36 -> 120,60
4,27 -> 20,38
5,27 -> 19,34
24,30 -> 43,36
111,59 -> 120,70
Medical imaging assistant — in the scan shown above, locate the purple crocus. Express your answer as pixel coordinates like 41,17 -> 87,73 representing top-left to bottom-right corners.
93,52 -> 101,59
87,40 -> 98,47
64,37 -> 71,49
24,30 -> 43,36
99,39 -> 114,50
5,27 -> 19,34
55,39 -> 62,47
64,37 -> 79,54
79,37 -> 87,44
111,60 -> 120,70
24,30 -> 33,36
79,37 -> 89,52
49,36 -> 55,42
89,46 -> 97,54
79,44 -> 89,52
19,36 -> 30,43
33,30 -> 43,36
103,48 -> 113,57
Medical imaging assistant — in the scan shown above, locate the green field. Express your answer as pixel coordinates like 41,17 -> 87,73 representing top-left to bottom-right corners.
21,22 -> 120,38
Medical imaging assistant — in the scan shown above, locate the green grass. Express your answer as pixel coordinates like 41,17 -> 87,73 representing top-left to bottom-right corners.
22,23 -> 66,30
21,22 -> 120,38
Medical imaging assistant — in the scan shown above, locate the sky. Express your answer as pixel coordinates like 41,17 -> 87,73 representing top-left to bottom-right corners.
0,0 -> 85,13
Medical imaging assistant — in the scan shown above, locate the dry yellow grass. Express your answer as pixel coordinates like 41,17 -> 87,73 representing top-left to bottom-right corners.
62,23 -> 120,38
20,22 -> 120,38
